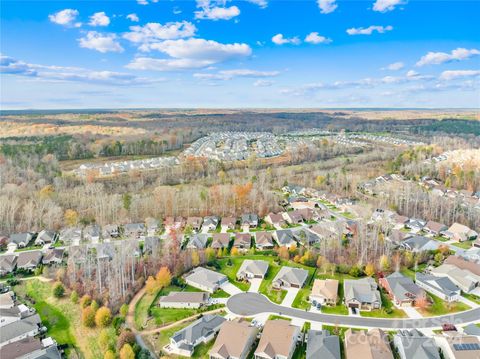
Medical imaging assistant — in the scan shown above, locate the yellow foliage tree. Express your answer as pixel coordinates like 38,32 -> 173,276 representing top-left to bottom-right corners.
231,247 -> 239,256
95,306 -> 112,327
191,250 -> 200,267
156,267 -> 172,289
145,276 -> 158,294
64,209 -> 79,227
364,263 -> 375,277
119,344 -> 135,359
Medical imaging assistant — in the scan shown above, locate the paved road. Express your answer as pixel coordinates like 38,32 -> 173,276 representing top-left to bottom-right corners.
227,292 -> 480,329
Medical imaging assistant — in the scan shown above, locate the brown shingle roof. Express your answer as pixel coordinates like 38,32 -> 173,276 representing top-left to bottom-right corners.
255,320 -> 299,358
209,320 -> 256,358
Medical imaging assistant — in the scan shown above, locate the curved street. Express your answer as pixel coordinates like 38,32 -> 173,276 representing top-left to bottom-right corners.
227,292 -> 480,329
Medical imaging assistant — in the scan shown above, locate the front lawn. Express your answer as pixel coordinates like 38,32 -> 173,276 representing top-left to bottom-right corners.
360,289 -> 407,318
216,257 -> 252,291
292,288 -> 310,310
314,272 -> 353,316
259,263 -> 287,304
462,292 -> 480,305
419,293 -> 471,317
451,240 -> 474,249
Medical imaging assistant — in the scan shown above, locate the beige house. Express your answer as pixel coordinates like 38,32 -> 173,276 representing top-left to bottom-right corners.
310,279 -> 338,306
434,332 -> 480,359
254,320 -> 300,359
158,292 -> 210,309
445,223 -> 478,242
209,320 -> 257,359
345,328 -> 394,359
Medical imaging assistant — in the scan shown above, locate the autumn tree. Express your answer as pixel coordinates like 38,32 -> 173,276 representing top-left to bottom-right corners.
95,307 -> 112,327
64,209 -> 79,226
117,330 -> 136,351
80,294 -> 92,308
379,255 -> 391,272
82,306 -> 96,327
205,247 -> 215,262
104,350 -> 115,359
231,247 -> 239,256
120,304 -> 129,317
191,250 -> 200,267
70,290 -> 79,303
364,263 -> 376,277
145,276 -> 158,294
120,344 -> 135,359
278,246 -> 289,260
156,266 -> 172,289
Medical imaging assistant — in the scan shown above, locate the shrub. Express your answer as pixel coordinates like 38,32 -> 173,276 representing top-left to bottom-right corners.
53,282 -> 65,298
95,306 -> 112,327
117,330 -> 135,351
119,344 -> 135,359
82,307 -> 96,327
80,294 -> 92,308
104,350 -> 115,359
90,300 -> 99,312
119,304 -> 128,317
70,290 -> 79,303
112,316 -> 125,332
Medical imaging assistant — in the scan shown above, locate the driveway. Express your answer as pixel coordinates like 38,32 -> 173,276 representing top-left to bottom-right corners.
281,288 -> 300,307
248,278 -> 262,293
221,282 -> 243,296
226,292 -> 480,329
403,306 -> 423,319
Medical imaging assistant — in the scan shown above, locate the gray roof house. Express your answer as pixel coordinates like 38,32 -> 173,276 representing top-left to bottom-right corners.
394,330 -> 440,359
272,266 -> 309,289
406,218 -> 427,231
186,234 -> 208,250
424,221 -> 448,235
42,248 -> 64,265
233,233 -> 251,250
34,230 -> 57,246
185,267 -> 228,293
124,223 -> 146,239
17,251 -> 43,271
0,255 -> 17,276
159,292 -> 210,309
254,232 -> 275,250
415,273 -> 460,302
8,233 -> 33,249
0,314 -> 41,348
401,236 -> 440,253
0,337 -> 61,359
59,227 -> 81,246
274,230 -> 296,247
236,260 -> 269,280
211,233 -> 230,249
168,314 -> 226,357
344,277 -> 382,311
241,213 -> 258,228
0,292 -> 15,309
83,225 -> 100,244
202,216 -> 220,232
307,330 -> 341,359
380,272 -> 426,307
102,224 -> 120,240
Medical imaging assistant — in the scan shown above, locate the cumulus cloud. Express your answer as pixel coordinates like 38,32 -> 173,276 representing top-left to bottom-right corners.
194,68 -> 279,80
416,48 -> 480,66
440,70 -> 480,80
346,25 -> 393,35
137,0 -> 158,5
127,38 -> 252,71
78,31 -> 124,53
372,0 -> 405,12
304,32 -> 332,44
123,21 -> 197,44
254,79 -> 274,87
126,13 -> 139,22
317,0 -> 338,14
247,0 -> 268,8
0,55 -> 158,86
49,9 -> 81,27
272,34 -> 301,45
89,12 -> 110,26
383,62 -> 404,71
195,0 -> 240,20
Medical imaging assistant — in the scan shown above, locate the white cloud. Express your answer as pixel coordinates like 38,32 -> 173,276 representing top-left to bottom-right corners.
78,31 -> 124,53
127,38 -> 252,71
247,0 -> 268,8
48,9 -> 81,27
123,21 -> 197,44
317,0 -> 338,14
416,48 -> 480,66
440,70 -> 480,80
137,0 -> 158,4
346,25 -> 393,35
372,0 -> 405,12
89,12 -> 110,27
272,34 -> 301,45
1,55 -> 158,86
304,32 -> 332,44
194,68 -> 279,80
254,79 -> 274,87
383,62 -> 404,71
126,14 -> 139,22
195,0 -> 240,20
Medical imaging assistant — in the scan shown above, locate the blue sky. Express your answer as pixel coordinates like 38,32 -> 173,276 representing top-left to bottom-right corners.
1,0 -> 479,109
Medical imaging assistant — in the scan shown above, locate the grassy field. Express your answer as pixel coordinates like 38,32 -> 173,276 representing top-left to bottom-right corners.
15,279 -> 103,359
419,293 -> 470,317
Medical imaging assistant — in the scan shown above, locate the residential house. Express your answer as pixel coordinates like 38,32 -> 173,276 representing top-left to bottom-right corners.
387,229 -> 408,244
393,214 -> 409,229
294,229 -> 320,246
290,200 -> 321,211
310,279 -> 338,306
221,217 -> 237,231
254,232 -> 275,250
379,272 -> 426,307
124,223 -> 146,239
344,328 -> 394,359
236,260 -> 269,280
34,230 -> 57,246
0,292 -> 15,309
0,314 -> 42,348
0,255 -> 17,276
309,224 -> 338,241
241,214 -> 258,228
273,230 -> 296,247
430,264 -> 480,293
401,236 -> 440,253
463,323 -> 480,337
186,234 -> 208,250
159,292 -> 210,309
16,251 -> 42,271
211,233 -> 231,249
164,217 -> 184,232
143,236 -> 161,254
203,216 -> 220,232
59,227 -> 81,246
0,304 -> 36,327
434,332 -> 480,359
7,233 -> 33,251
0,337 -> 61,359
415,273 -> 460,302
461,247 -> 480,263
254,320 -> 300,359
282,211 -> 304,225
272,266 -> 309,289
425,221 -> 448,236
209,320 -> 257,359
344,277 -> 382,311
145,217 -> 160,236
167,315 -> 226,357
406,218 -> 427,232
102,224 -> 120,240
445,256 -> 480,276
444,223 -> 478,242
233,233 -> 251,250
42,248 -> 64,265
83,225 -> 100,244
394,330 -> 440,359
265,213 -> 286,228
306,330 -> 341,359
184,267 -> 228,293
186,217 -> 203,232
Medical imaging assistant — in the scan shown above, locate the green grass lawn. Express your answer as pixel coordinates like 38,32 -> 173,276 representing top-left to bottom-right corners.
267,314 -> 291,321
314,272 -> 354,316
419,293 -> 471,317
462,292 -> 480,305
433,235 -> 449,242
292,288 -> 311,310
451,240 -> 474,249
217,257 -> 251,291
360,288 -> 407,318
211,289 -> 230,298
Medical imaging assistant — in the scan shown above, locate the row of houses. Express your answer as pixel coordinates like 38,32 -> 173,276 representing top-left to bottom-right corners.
0,248 -> 64,276
0,289 -> 61,358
